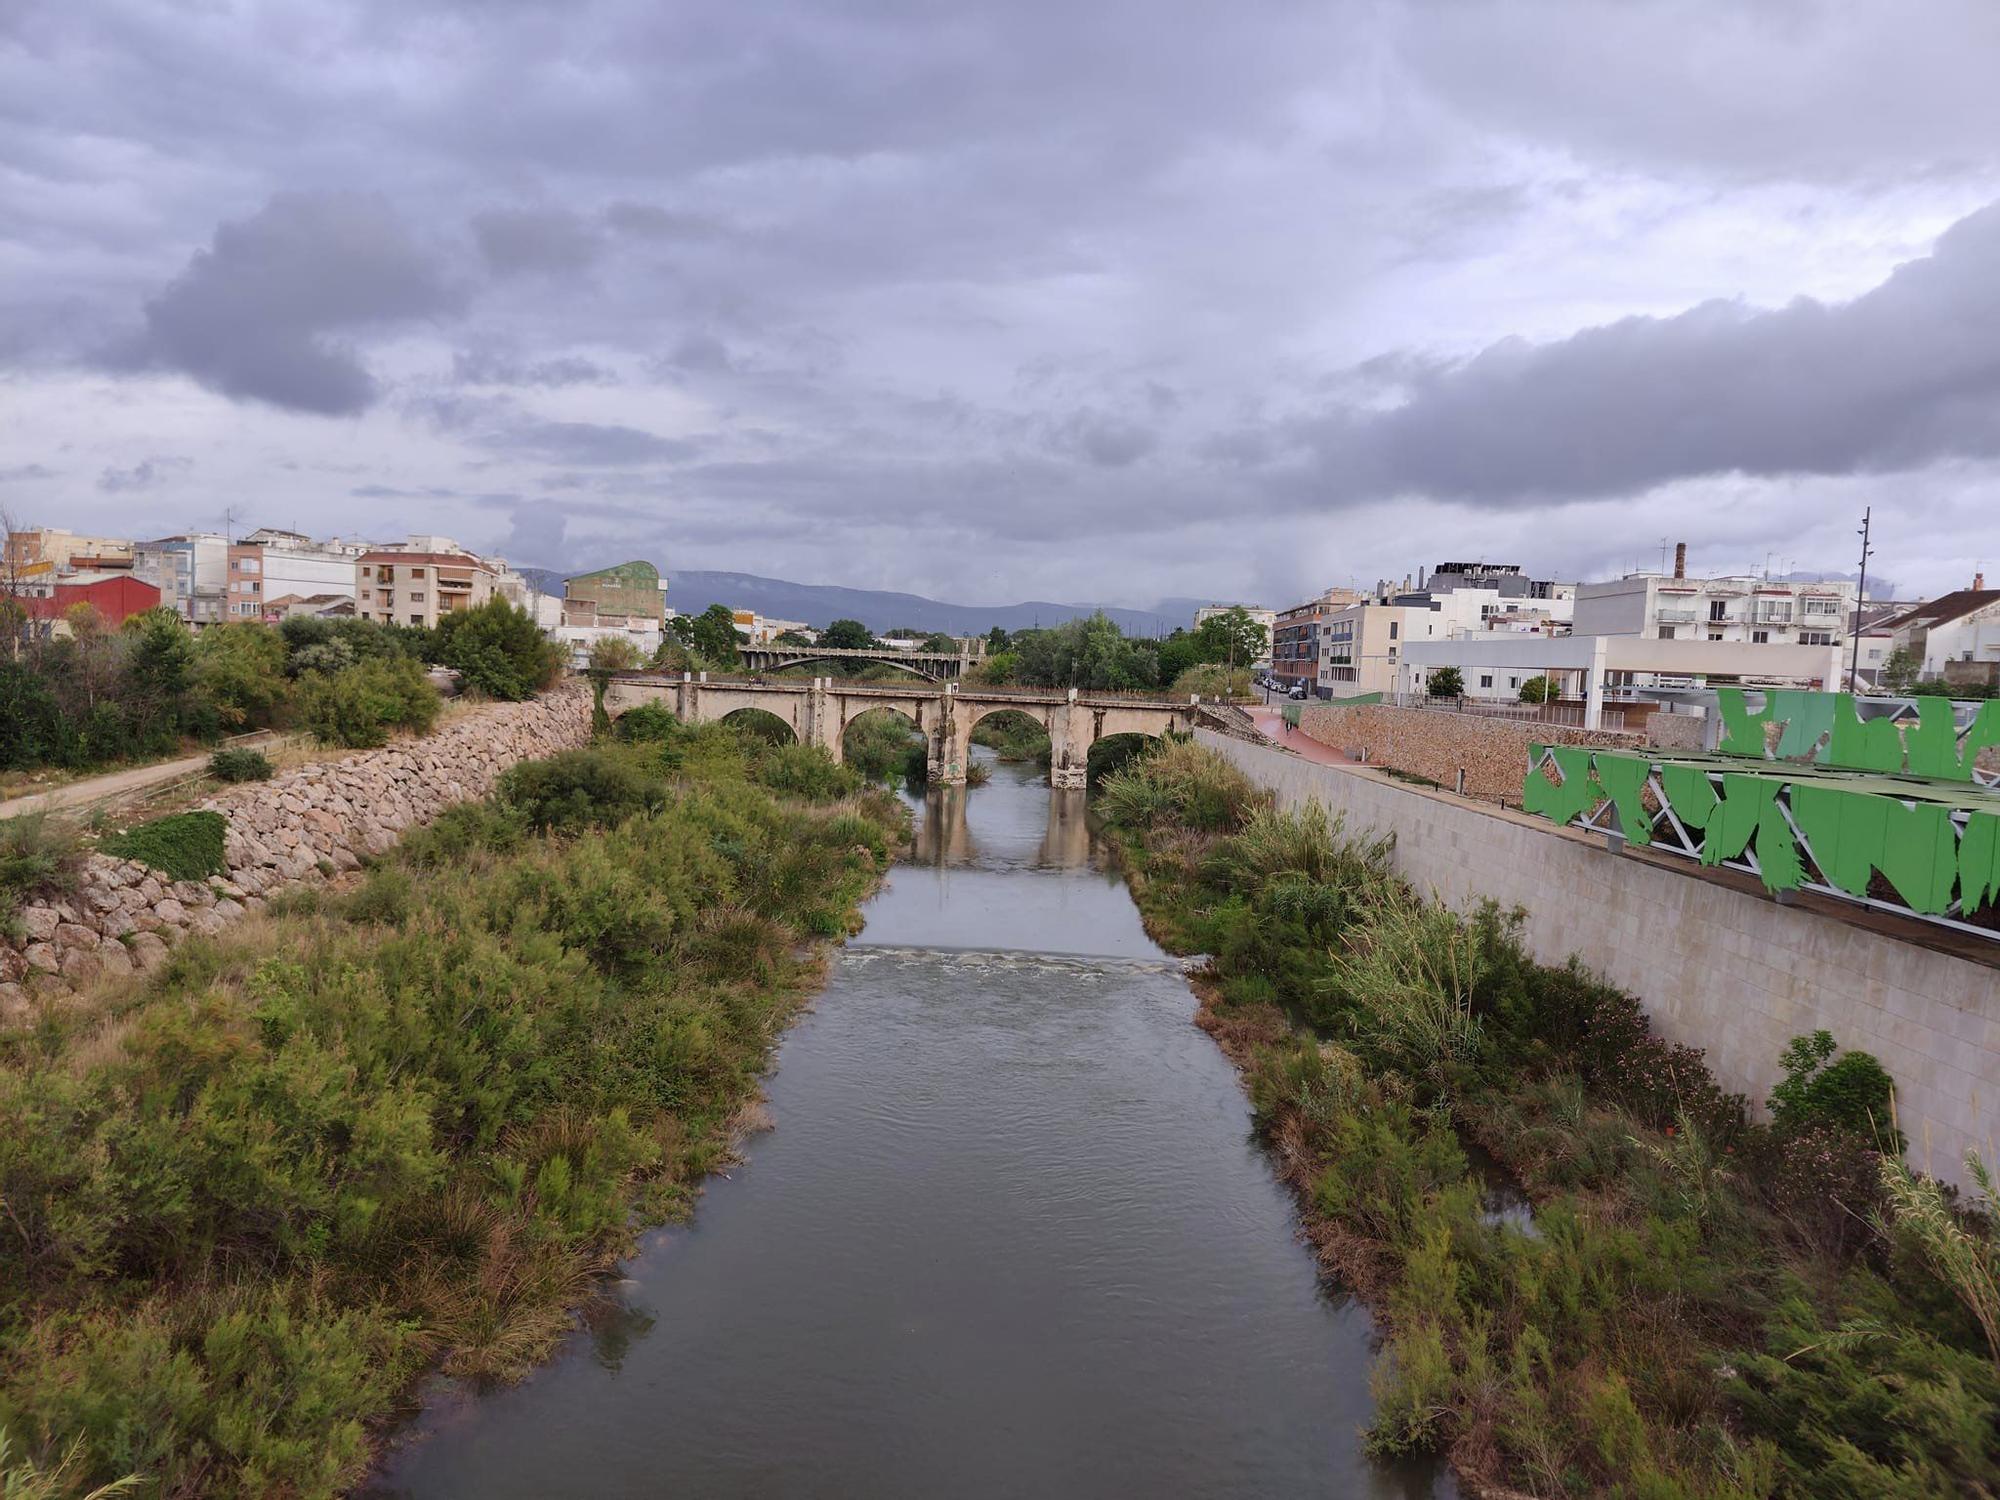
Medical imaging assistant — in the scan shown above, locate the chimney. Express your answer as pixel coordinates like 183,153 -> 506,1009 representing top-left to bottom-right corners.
1977,570 -> 1987,591
1673,542 -> 1686,580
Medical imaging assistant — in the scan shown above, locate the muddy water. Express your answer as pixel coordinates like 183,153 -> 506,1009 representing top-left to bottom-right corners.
367,754 -> 1448,1499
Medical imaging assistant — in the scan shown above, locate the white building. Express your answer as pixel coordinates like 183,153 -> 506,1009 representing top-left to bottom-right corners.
1574,565 -> 1856,651
134,533 -> 229,625
1866,580 -> 2000,690
1398,634 -> 1847,729
226,530 -> 368,621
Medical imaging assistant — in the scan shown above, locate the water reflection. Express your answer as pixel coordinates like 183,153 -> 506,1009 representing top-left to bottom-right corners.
911,780 -> 1098,871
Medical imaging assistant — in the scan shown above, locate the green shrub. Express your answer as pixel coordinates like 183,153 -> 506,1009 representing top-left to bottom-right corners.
1,812 -> 84,933
1769,1030 -> 1901,1148
612,704 -> 681,743
754,743 -> 862,802
294,657 -> 440,748
207,747 -> 273,783
98,811 -> 225,881
498,748 -> 666,832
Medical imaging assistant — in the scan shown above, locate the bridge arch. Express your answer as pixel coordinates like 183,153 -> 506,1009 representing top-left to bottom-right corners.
718,705 -> 799,743
964,700 -> 1056,735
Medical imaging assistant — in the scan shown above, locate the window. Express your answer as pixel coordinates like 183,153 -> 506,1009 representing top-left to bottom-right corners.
1708,631 -> 1723,641
411,568 -> 426,578
1709,601 -> 1726,622
1508,677 -> 1520,688
410,614 -> 423,626
1658,625 -> 1676,640
1479,674 -> 1493,688
410,591 -> 425,602
1800,630 -> 1833,646
1752,630 -> 1769,644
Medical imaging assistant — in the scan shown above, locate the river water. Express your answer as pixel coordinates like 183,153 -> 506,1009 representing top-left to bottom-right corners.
368,754 -> 1447,1499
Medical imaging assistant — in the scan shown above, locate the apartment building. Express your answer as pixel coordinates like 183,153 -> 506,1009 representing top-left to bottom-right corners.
133,534 -> 228,623
4,528 -> 134,572
1573,546 -> 1856,652
355,549 -> 497,628
1318,600 -> 1447,698
224,529 -> 366,621
1270,587 -> 1362,693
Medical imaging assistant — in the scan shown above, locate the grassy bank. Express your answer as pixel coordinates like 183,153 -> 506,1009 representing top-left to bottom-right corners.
0,713 -> 905,1497
1098,739 -> 1999,1498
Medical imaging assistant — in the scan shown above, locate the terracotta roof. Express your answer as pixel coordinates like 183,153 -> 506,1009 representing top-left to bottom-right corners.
1874,589 -> 2000,633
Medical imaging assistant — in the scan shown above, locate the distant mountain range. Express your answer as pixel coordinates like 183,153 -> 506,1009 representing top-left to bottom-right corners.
517,565 -> 1207,636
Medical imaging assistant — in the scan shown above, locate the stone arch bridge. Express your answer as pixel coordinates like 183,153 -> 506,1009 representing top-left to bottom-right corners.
602,673 -> 1209,787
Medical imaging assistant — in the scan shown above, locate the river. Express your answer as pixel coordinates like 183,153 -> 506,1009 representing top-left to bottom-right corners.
366,752 -> 1448,1499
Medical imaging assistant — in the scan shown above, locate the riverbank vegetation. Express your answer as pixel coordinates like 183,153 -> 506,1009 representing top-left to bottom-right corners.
0,715 -> 904,1497
1,602 -> 556,780
1098,738 -> 1999,1497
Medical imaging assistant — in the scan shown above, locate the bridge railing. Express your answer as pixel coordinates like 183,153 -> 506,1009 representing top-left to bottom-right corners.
611,670 -> 1198,708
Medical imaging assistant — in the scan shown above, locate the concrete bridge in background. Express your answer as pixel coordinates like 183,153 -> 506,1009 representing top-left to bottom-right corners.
603,673 -> 1206,787
735,645 -> 975,682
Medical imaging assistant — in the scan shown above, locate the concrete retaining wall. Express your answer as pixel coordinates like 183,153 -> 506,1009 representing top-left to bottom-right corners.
1199,730 -> 1999,1188
1,687 -> 591,1022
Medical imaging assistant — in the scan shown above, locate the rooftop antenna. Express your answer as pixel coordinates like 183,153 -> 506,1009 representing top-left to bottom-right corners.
1850,506 -> 1873,690
1658,537 -> 1669,573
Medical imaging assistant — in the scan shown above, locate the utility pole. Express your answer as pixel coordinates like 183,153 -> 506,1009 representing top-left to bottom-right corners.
1851,507 -> 1873,692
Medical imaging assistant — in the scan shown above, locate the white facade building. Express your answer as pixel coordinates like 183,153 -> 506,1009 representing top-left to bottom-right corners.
1573,571 -> 1857,651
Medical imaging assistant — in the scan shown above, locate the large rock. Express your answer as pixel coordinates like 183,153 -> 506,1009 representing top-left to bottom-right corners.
59,948 -> 102,985
23,943 -> 60,974
54,922 -> 99,951
128,932 -> 171,971
152,898 -> 188,926
18,906 -> 59,944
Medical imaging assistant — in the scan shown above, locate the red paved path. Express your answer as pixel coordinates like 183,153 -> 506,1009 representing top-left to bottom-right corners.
1243,706 -> 1357,766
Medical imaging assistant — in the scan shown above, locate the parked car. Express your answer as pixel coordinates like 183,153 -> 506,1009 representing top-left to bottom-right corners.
1288,683 -> 1308,700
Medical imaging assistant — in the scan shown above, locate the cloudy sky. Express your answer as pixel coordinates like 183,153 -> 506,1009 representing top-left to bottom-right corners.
4,0 -> 1999,609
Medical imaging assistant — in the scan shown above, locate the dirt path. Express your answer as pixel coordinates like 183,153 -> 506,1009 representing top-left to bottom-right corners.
0,733 -> 287,822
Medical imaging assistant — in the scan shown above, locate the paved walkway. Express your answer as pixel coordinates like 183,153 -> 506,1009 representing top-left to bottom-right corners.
1244,705 -> 1356,766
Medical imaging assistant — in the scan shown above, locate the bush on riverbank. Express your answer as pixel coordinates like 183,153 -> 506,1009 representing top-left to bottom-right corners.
0,725 -> 903,1496
1097,741 -> 2000,1497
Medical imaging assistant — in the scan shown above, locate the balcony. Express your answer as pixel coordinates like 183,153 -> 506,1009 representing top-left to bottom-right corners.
1655,609 -> 1699,623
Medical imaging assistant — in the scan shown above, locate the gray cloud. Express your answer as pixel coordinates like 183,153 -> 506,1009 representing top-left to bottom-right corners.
7,0 -> 2000,604
98,456 -> 193,492
472,207 -> 601,277
127,192 -> 462,414
452,348 -> 613,386
1286,201 -> 2000,505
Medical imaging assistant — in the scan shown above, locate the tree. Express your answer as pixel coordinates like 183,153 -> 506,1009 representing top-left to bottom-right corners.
1518,674 -> 1557,704
1191,607 -> 1268,672
435,598 -> 565,700
773,628 -> 814,646
1012,612 -> 1158,690
1881,645 -> 1922,694
986,626 -> 1009,655
919,632 -> 956,654
587,635 -> 644,673
194,621 -> 289,728
1427,666 -> 1464,699
820,618 -> 876,652
685,603 -> 742,666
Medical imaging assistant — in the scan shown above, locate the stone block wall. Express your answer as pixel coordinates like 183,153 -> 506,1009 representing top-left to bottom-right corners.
1,687 -> 590,1022
1297,701 -> 1639,801
1198,730 -> 2000,1191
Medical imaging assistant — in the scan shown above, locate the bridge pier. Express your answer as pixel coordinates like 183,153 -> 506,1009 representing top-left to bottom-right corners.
1049,695 -> 1089,789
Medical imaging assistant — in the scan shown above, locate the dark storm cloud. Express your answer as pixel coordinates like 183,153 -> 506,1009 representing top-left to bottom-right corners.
471,208 -> 602,277
1280,200 -> 2000,505
125,193 -> 463,415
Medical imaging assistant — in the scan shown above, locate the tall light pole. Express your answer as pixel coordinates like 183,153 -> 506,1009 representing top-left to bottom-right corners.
1850,507 -> 1874,692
